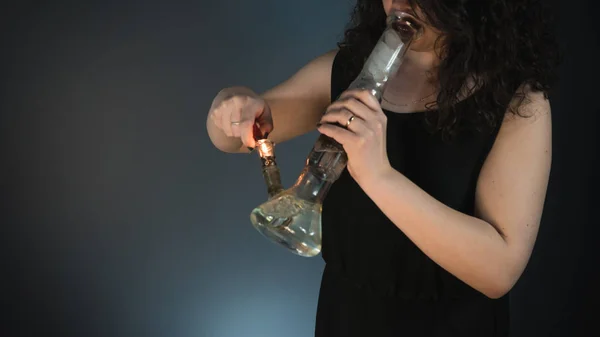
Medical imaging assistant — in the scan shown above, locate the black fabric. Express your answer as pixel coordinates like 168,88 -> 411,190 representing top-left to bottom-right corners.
315,49 -> 510,337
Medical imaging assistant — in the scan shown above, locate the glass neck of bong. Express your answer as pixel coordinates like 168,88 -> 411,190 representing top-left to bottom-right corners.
290,167 -> 334,204
347,12 -> 420,100
290,12 -> 420,206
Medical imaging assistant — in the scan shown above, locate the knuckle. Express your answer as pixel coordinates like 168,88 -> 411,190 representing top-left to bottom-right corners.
341,96 -> 353,105
213,101 -> 225,112
230,96 -> 243,107
330,103 -> 342,113
232,95 -> 249,107
224,94 -> 236,104
355,89 -> 368,100
240,107 -> 252,118
330,108 -> 343,117
221,98 -> 235,111
247,96 -> 260,107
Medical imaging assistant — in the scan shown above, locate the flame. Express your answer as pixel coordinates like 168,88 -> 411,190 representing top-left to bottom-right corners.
256,139 -> 275,158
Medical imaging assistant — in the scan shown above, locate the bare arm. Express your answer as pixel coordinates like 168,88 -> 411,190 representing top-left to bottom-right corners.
206,49 -> 338,153
359,86 -> 552,298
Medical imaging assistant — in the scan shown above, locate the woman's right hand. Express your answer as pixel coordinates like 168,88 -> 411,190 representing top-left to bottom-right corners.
208,86 -> 273,149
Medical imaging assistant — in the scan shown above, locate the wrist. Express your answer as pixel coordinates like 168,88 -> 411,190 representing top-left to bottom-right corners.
358,163 -> 396,191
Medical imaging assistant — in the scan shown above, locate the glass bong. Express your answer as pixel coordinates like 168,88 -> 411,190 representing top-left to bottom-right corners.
249,11 -> 423,257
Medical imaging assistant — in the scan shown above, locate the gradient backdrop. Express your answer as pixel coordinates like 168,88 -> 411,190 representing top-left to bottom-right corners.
2,1 -> 598,337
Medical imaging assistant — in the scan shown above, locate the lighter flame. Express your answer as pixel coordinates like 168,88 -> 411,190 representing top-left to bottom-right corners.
256,139 -> 275,158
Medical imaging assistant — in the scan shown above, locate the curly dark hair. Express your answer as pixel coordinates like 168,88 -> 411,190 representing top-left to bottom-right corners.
337,0 -> 561,139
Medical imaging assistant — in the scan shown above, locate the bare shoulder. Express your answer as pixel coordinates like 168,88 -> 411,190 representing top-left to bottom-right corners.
503,83 -> 552,125
487,83 -> 552,176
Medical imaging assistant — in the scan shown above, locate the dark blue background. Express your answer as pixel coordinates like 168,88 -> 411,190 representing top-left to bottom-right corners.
2,1 -> 598,336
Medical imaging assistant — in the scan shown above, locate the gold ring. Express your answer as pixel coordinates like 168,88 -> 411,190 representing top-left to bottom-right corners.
345,115 -> 355,128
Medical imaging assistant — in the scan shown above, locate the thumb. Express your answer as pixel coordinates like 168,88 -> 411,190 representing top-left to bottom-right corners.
255,102 -> 273,138
240,120 -> 259,148
241,100 -> 274,148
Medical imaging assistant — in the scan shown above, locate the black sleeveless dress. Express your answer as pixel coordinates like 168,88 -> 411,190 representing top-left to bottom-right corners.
315,50 -> 510,336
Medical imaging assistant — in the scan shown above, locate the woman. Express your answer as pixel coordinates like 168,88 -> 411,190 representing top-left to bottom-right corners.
206,0 -> 560,335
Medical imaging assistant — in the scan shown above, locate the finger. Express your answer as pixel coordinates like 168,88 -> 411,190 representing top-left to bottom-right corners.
230,122 -> 242,138
321,107 -> 354,125
239,100 -> 272,144
327,97 -> 373,121
210,108 -> 222,129
220,99 -> 237,137
240,120 -> 258,148
339,89 -> 388,129
253,101 -> 273,138
320,108 -> 366,133
257,119 -> 273,139
339,89 -> 381,112
230,106 -> 244,138
317,122 -> 358,146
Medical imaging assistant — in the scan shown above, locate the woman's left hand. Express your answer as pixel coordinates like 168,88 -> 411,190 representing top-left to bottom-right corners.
317,89 -> 393,186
